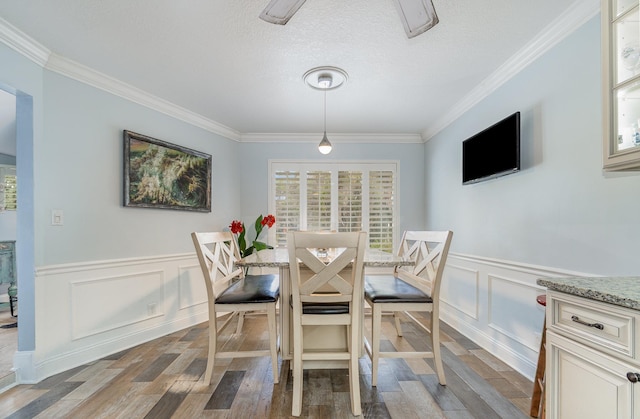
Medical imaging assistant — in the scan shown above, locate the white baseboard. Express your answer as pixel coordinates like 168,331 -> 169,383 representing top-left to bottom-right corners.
18,252 -> 593,386
440,308 -> 537,379
30,310 -> 208,384
439,252 -> 593,381
13,350 -> 36,384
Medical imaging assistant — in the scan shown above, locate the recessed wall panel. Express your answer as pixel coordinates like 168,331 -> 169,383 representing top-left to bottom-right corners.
71,270 -> 165,339
179,264 -> 207,310
488,274 -> 543,350
441,264 -> 479,319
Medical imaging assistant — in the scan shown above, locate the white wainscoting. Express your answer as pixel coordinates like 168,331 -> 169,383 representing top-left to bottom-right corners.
16,251 -> 595,384
19,253 -> 208,383
440,253 -> 594,380
70,269 -> 166,340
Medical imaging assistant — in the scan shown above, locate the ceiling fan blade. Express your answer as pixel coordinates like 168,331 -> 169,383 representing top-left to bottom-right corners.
392,0 -> 439,39
259,0 -> 308,25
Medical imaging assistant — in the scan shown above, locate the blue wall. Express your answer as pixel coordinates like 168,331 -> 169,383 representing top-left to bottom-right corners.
425,16 -> 639,276
239,140 -> 426,246
34,71 -> 240,264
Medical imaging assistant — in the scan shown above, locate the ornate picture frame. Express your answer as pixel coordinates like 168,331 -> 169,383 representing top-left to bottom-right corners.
123,130 -> 211,212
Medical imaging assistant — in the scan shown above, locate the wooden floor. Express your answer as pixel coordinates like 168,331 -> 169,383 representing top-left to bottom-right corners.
0,306 -> 17,388
0,312 -> 534,418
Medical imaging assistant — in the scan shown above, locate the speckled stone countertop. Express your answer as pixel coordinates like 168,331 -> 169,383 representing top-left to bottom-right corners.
537,277 -> 640,311
236,248 -> 413,268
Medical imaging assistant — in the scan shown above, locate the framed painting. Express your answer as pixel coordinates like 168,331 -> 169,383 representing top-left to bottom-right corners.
123,130 -> 211,212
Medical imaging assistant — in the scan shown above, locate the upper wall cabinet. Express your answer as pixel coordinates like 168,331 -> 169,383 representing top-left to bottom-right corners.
602,0 -> 640,170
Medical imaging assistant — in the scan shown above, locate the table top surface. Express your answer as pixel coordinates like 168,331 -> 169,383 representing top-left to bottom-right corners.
236,248 -> 413,268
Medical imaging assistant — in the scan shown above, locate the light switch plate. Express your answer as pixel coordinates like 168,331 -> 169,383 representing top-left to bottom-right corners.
51,209 -> 64,226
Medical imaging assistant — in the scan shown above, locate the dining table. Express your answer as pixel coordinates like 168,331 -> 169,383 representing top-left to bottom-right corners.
236,247 -> 413,367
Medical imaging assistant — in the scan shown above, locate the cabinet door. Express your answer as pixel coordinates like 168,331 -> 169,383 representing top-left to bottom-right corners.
602,0 -> 640,170
547,331 -> 640,419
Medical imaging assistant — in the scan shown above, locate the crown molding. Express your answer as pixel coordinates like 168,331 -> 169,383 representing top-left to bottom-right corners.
0,16 -> 50,67
239,132 -> 423,143
0,17 -> 241,141
44,54 -> 241,141
422,0 -> 600,141
0,2 -> 599,145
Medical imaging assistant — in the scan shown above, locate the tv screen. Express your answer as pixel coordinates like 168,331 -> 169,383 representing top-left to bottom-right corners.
462,112 -> 521,185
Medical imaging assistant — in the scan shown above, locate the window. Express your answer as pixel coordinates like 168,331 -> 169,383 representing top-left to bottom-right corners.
0,166 -> 16,211
269,161 -> 398,252
306,171 -> 332,231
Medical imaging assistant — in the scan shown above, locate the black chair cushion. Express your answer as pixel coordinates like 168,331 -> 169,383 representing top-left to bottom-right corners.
216,274 -> 279,304
364,275 -> 432,304
289,296 -> 350,315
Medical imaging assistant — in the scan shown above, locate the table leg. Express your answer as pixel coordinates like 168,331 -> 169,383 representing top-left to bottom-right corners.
279,266 -> 291,360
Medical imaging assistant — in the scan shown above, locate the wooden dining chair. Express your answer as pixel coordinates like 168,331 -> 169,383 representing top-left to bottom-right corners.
287,231 -> 367,417
191,231 -> 280,385
364,230 -> 453,386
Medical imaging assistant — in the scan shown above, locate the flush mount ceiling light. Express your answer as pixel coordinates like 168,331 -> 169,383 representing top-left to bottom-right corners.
259,0 -> 439,39
304,66 -> 348,154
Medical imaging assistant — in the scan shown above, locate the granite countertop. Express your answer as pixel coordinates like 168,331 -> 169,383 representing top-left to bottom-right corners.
537,277 -> 640,311
236,248 -> 413,268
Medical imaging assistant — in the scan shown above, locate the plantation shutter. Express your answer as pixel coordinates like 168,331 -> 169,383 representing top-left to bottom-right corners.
274,170 -> 300,247
368,170 -> 394,253
3,175 -> 16,211
306,171 -> 332,231
270,161 -> 397,251
338,171 -> 362,232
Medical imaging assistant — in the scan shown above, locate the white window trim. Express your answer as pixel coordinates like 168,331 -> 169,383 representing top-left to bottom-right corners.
268,159 -> 400,250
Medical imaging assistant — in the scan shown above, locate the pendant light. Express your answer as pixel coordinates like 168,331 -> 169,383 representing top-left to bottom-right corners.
318,86 -> 332,154
303,66 -> 348,155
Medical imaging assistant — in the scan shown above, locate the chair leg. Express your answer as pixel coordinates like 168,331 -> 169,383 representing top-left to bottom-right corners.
267,305 -> 279,384
540,373 -> 546,419
346,325 -> 351,353
394,311 -> 403,336
292,319 -> 303,417
371,304 -> 382,387
235,311 -> 245,335
349,325 -> 362,416
431,311 -> 446,385
204,313 -> 218,385
530,318 -> 546,418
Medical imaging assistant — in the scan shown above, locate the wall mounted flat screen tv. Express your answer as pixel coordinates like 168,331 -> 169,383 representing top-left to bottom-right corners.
462,111 -> 521,185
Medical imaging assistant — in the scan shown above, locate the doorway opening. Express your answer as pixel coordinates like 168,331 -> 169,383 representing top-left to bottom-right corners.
0,84 -> 35,388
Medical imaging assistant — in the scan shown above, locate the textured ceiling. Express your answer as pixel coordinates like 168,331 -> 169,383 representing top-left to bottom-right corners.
0,0 -> 586,140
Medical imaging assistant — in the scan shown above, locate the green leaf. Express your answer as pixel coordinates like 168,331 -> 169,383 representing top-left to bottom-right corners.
238,225 -> 247,252
243,246 -> 255,257
254,215 -> 264,239
253,241 -> 270,251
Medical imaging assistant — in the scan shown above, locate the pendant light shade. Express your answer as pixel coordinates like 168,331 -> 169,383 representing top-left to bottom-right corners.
318,88 -> 332,154
318,132 -> 332,154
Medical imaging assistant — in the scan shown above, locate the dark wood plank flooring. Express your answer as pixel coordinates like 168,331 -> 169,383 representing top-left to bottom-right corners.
0,312 -> 534,418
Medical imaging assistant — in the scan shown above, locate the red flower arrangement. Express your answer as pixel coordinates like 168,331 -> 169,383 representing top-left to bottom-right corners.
229,214 -> 276,258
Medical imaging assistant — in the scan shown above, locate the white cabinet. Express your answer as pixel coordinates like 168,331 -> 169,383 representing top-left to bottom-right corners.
602,0 -> 640,170
548,332 -> 639,418
546,291 -> 640,418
